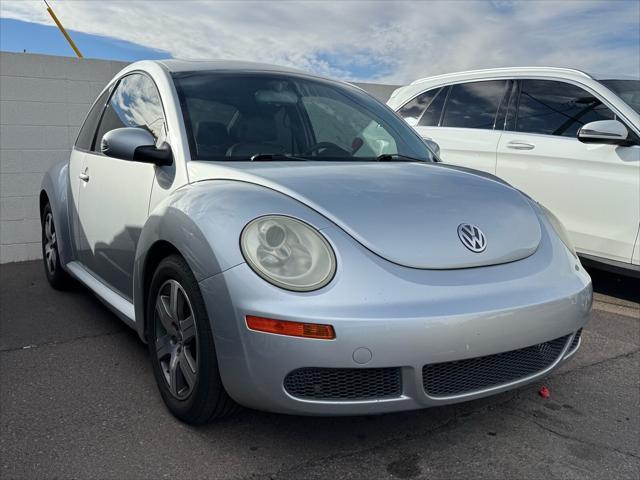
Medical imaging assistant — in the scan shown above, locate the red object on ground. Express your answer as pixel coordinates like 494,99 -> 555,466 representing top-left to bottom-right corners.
539,386 -> 550,398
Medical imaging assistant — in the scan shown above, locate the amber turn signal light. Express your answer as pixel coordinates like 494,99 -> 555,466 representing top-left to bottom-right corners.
246,316 -> 336,340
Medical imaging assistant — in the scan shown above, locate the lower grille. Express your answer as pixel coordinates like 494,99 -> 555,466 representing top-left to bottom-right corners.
284,367 -> 402,400
567,328 -> 583,353
422,335 -> 570,397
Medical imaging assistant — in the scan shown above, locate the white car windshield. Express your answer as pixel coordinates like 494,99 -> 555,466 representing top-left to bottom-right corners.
173,72 -> 436,162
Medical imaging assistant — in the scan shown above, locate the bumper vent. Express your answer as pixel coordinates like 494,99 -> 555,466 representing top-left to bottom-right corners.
284,367 -> 402,401
422,335 -> 571,397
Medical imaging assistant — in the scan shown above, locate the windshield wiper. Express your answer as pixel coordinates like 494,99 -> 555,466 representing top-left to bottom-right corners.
375,153 -> 427,162
250,153 -> 308,161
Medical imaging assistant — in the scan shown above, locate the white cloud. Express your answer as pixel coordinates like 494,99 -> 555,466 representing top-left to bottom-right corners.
1,0 -> 638,84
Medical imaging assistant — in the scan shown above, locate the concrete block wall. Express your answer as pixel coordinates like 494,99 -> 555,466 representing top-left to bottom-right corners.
0,53 -> 128,263
0,51 -> 398,264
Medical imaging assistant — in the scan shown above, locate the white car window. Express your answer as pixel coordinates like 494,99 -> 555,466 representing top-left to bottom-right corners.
441,80 -> 508,130
513,80 -> 615,137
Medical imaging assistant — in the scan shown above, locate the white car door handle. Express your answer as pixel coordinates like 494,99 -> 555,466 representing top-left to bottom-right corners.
506,141 -> 535,150
78,172 -> 90,182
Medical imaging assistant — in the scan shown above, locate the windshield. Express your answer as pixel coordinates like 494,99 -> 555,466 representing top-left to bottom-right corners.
600,79 -> 640,114
173,72 -> 435,162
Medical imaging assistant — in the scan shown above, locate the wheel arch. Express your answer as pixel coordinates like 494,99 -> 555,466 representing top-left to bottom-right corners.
40,161 -> 73,267
132,179 -> 338,341
133,198 -> 235,342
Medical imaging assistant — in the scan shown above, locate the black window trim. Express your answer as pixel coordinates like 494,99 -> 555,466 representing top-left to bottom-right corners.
74,70 -> 169,156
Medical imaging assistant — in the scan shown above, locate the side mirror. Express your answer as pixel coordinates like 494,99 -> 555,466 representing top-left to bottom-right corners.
423,137 -> 441,157
101,127 -> 173,166
577,120 -> 631,145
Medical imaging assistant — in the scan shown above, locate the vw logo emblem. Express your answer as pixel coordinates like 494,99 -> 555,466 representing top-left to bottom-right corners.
457,224 -> 487,253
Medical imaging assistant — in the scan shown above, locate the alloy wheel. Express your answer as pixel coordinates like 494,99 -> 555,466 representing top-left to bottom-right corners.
154,279 -> 199,400
43,212 -> 57,275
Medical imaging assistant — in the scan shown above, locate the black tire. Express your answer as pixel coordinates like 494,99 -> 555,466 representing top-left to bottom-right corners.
146,254 -> 240,424
41,203 -> 71,290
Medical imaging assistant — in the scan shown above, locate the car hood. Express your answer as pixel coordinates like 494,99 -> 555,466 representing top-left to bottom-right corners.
188,161 -> 541,269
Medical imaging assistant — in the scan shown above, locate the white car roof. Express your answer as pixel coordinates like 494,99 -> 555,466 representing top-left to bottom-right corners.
387,66 -> 639,108
407,67 -> 595,87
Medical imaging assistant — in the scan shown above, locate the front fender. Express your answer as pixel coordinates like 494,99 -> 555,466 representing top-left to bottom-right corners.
40,161 -> 73,267
133,179 -> 332,340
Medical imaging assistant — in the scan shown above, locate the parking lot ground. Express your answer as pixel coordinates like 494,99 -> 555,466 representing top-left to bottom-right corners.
1,261 -> 638,479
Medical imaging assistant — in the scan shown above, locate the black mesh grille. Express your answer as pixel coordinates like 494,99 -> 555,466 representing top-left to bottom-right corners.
568,328 -> 583,353
284,367 -> 402,400
422,335 -> 570,397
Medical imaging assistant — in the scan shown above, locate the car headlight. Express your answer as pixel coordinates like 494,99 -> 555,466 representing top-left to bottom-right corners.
240,215 -> 336,291
539,204 -> 577,258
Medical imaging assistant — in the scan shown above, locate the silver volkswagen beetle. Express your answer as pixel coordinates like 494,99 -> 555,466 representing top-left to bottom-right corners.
40,60 -> 592,424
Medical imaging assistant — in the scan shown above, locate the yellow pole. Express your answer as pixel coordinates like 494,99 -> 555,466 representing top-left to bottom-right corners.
44,0 -> 83,58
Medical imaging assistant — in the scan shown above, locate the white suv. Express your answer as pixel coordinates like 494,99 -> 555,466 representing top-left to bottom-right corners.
388,67 -> 640,276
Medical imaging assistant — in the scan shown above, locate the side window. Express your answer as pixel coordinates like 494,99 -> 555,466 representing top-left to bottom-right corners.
397,88 -> 441,126
75,89 -> 110,150
441,80 -> 508,129
515,80 -> 615,137
92,73 -> 166,153
418,86 -> 448,127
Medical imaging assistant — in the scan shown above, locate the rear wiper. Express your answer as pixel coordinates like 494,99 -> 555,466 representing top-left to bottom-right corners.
375,153 -> 426,162
250,153 -> 308,161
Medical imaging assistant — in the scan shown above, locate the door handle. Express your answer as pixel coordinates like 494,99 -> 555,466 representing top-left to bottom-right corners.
506,141 -> 535,150
78,171 -> 90,182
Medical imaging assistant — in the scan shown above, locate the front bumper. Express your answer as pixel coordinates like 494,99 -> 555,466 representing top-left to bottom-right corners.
199,225 -> 592,415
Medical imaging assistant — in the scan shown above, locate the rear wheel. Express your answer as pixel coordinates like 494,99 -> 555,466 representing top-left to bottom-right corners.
147,254 -> 239,424
41,203 -> 71,289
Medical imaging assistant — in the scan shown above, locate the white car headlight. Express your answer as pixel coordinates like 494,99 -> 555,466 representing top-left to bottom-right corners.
240,215 -> 336,291
540,204 -> 577,258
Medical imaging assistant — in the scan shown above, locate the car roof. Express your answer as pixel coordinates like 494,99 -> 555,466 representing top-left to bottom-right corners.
155,59 -> 309,76
407,67 -> 596,86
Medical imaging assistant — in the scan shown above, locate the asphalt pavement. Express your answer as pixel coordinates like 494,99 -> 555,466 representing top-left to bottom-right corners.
1,261 -> 638,479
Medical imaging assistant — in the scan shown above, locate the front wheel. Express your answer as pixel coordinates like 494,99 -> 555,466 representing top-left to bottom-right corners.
147,254 -> 239,424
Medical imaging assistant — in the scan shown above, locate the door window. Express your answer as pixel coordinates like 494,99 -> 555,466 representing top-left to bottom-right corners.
441,80 -> 508,129
419,86 -> 448,127
397,88 -> 441,126
92,73 -> 166,153
75,89 -> 110,150
514,80 -> 615,137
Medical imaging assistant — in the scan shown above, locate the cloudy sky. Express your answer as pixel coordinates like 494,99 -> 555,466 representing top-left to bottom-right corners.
1,0 -> 638,84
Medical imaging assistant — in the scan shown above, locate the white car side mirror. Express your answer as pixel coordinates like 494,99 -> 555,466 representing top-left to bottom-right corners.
577,120 -> 633,146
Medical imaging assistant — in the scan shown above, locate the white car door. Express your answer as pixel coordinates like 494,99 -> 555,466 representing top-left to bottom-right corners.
496,79 -> 640,264
77,73 -> 166,299
398,80 -> 511,174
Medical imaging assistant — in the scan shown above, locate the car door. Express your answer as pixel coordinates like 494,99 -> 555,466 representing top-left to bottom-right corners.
69,87 -> 112,255
77,73 -> 167,299
496,78 -> 640,264
398,80 -> 510,174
